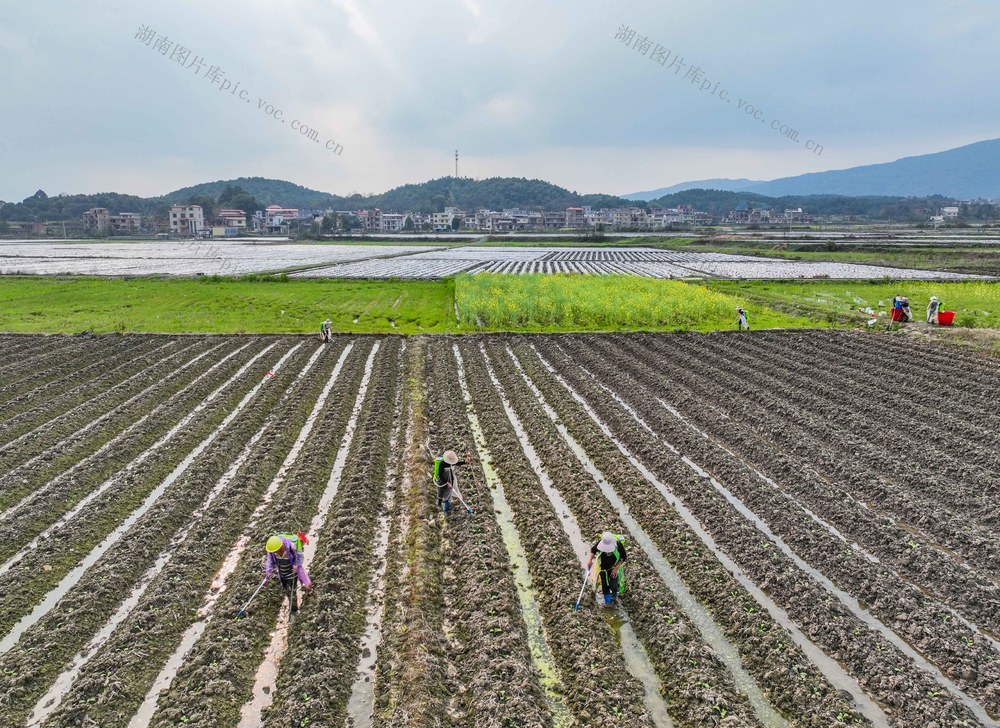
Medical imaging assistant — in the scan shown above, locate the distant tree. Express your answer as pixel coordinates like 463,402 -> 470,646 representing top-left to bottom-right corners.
188,195 -> 217,218
403,216 -> 415,232
0,220 -> 9,235
450,216 -> 462,231
217,184 -> 260,217
321,214 -> 336,234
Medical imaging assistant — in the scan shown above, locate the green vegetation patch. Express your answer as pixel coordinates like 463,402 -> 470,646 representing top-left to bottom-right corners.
0,276 -> 456,334
454,273 -> 816,331
707,280 -> 1000,328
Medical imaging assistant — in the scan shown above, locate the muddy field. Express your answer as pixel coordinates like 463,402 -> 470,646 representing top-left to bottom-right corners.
0,330 -> 998,727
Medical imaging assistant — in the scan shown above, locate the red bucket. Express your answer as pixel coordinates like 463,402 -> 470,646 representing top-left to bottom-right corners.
889,308 -> 905,322
938,310 -> 955,326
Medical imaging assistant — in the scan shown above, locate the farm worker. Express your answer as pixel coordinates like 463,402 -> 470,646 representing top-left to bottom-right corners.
433,449 -> 470,515
927,296 -> 941,324
265,534 -> 312,615
736,307 -> 750,331
320,319 -> 333,342
587,532 -> 628,605
893,295 -> 913,322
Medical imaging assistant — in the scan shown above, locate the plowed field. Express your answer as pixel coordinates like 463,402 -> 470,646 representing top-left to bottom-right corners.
1,331 -> 997,727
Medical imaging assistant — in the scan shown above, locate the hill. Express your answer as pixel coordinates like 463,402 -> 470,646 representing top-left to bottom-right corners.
742,139 -> 1000,198
370,176 -> 634,213
157,177 -> 351,210
0,176 -> 640,223
632,139 -> 1000,200
624,178 -> 763,201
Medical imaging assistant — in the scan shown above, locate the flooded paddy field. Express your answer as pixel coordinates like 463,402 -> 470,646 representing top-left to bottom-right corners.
0,241 -> 982,279
1,330 -> 998,726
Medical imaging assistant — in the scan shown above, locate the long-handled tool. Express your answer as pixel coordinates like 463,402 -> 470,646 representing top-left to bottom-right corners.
574,565 -> 593,610
234,577 -> 268,620
451,480 -> 474,514
455,442 -> 474,514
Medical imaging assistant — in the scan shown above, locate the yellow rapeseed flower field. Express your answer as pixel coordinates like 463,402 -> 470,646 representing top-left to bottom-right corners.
455,274 -> 816,331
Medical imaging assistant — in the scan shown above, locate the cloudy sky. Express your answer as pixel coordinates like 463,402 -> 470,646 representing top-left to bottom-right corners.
1,0 -> 997,201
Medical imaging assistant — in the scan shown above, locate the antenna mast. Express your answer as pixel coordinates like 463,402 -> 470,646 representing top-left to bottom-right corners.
455,149 -> 459,178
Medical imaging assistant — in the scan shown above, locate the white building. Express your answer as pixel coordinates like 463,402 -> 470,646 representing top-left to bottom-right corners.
169,204 -> 205,234
264,205 -> 299,233
942,206 -> 960,220
431,211 -> 455,230
380,213 -> 408,233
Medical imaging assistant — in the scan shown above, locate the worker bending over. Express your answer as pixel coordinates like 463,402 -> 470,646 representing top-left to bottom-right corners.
587,532 -> 628,605
927,296 -> 941,324
433,449 -> 470,514
737,307 -> 750,331
265,534 -> 312,615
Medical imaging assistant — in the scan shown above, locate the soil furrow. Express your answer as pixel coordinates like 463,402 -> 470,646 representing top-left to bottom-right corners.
0,341 -> 266,525
548,336 -> 1000,721
375,339 -> 454,727
454,343 -> 571,726
0,336 -> 166,440
765,332 -> 1000,444
264,338 -> 405,726
518,337 -> 979,726
482,339 -> 779,727
0,340 -> 299,634
0,341 -> 313,718
6,343 -> 341,726
148,339 -> 376,726
0,337 -> 225,481
0,335 -> 63,369
0,336 -> 107,398
571,335 -> 1000,644
120,341 -> 357,728
345,342 -> 406,728
0,335 -> 156,412
624,333 -> 1000,600
239,341 -> 383,726
467,340 -> 687,726
417,337 -> 553,726
688,334 -> 1000,523
0,338 -> 269,527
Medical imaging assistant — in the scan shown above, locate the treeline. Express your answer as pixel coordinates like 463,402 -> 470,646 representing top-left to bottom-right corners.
160,177 -> 344,211
647,189 -> 960,221
0,176 -> 639,223
0,190 -> 159,223
369,176 -> 635,213
0,176 -> 978,225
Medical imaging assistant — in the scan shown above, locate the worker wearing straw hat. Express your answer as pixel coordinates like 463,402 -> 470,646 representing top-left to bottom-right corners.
433,449 -> 470,515
587,531 -> 628,605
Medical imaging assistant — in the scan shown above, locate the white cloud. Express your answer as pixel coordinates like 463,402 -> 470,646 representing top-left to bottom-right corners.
1,0 -> 999,200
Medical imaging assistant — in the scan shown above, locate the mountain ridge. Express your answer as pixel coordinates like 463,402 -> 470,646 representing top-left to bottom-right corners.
627,138 -> 1000,199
